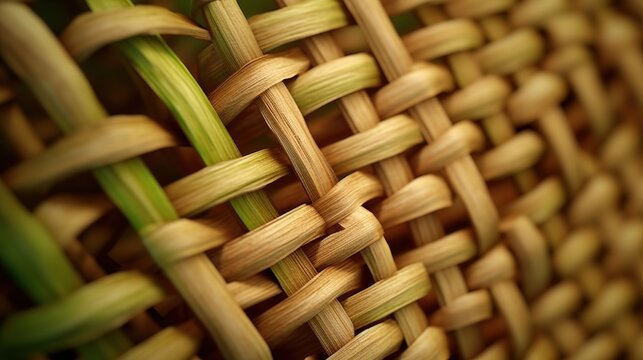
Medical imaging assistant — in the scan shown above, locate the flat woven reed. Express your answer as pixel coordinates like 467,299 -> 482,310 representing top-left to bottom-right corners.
1,0 -> 642,358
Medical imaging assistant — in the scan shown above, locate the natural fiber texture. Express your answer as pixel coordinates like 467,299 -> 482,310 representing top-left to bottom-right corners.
0,0 -> 642,359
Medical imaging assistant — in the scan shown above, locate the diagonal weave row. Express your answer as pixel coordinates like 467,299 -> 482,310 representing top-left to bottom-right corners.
0,0 -> 642,359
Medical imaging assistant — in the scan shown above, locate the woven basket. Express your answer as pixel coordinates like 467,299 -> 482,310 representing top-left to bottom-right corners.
1,0 -> 642,358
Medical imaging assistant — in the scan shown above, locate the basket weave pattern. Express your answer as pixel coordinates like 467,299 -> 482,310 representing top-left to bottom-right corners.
1,0 -> 643,359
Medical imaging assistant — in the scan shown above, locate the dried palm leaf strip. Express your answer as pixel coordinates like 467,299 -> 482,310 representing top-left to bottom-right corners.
0,271 -> 164,355
476,131 -> 546,181
412,120 -> 485,175
326,320 -> 404,360
273,0 -> 480,354
0,104 -> 44,159
3,115 -> 178,192
212,171 -> 383,281
464,245 -> 516,290
75,0 -> 374,354
410,4 -> 570,357
500,216 -> 551,299
198,0 -> 349,91
478,14 -> 585,194
544,43 -> 613,138
341,263 -> 431,329
413,6 -> 561,321
165,149 -> 289,217
210,48 -> 310,124
0,3 -> 267,359
203,0 -> 355,353
596,8 -> 643,111
412,16 -> 584,354
1,104 -> 162,340
203,0 -> 452,354
289,53 -> 381,116
0,180 -> 133,359
398,326 -> 450,360
253,260 -> 363,346
250,0 -> 347,51
322,115 -> 424,176
79,0 -> 382,355
344,0 -> 502,356
412,6 -> 544,193
305,208 -> 383,270
118,322 -> 201,360
61,5 -> 210,61
429,289 -> 494,331
345,0 -> 498,253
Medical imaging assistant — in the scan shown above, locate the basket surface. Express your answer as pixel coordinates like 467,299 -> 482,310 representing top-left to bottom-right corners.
1,0 -> 643,359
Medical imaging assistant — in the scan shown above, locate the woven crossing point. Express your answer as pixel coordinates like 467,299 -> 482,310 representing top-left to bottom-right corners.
1,0 -> 643,359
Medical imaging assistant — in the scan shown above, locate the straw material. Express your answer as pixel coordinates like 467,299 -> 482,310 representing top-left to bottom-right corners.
0,0 -> 642,359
